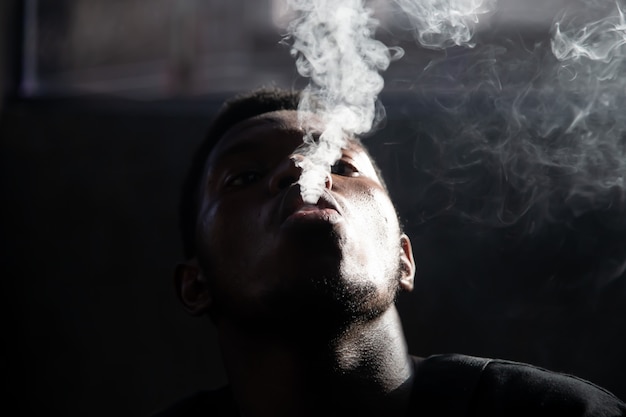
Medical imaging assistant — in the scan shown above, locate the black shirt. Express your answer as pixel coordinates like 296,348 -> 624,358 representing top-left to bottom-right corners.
153,354 -> 626,416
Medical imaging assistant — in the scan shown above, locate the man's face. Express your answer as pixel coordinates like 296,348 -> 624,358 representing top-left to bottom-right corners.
193,110 -> 413,328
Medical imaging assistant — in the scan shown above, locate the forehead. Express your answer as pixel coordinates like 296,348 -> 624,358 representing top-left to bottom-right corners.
207,110 -> 374,170
211,110 -> 310,157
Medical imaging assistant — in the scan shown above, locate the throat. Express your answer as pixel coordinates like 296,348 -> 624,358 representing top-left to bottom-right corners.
218,307 -> 414,417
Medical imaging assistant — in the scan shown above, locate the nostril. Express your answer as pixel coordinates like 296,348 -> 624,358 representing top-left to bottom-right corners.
325,172 -> 333,190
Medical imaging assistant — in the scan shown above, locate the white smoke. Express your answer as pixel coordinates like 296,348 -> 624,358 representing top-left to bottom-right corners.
284,0 -> 626,229
285,0 -> 500,203
398,0 -> 626,231
552,1 -> 626,73
546,1 -> 626,211
286,0 -> 400,203
394,0 -> 498,49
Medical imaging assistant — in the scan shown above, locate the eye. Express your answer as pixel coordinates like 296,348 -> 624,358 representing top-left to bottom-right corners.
330,159 -> 360,177
225,171 -> 262,188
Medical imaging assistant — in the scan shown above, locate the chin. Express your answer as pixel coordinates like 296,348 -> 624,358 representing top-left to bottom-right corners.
294,272 -> 394,320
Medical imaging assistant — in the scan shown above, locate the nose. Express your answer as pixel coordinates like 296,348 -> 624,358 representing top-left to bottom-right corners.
324,166 -> 333,190
268,155 -> 303,196
268,155 -> 333,196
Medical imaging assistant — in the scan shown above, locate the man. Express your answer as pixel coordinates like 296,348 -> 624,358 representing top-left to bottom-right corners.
157,88 -> 625,416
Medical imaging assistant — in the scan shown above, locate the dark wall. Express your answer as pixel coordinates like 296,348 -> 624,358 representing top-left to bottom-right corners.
1,98 -> 228,417
2,95 -> 625,416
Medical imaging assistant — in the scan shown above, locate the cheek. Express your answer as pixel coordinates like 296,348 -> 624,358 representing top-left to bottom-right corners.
195,202 -> 225,272
353,186 -> 399,237
196,196 -> 273,282
197,200 -> 248,273
344,185 -> 401,265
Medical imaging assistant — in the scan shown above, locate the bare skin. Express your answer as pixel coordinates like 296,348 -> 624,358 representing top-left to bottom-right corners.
217,307 -> 414,417
176,110 -> 416,417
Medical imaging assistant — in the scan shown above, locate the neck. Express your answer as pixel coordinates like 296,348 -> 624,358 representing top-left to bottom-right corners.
216,306 -> 414,417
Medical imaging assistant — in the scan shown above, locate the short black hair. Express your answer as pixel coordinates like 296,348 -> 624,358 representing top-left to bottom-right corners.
179,88 -> 389,259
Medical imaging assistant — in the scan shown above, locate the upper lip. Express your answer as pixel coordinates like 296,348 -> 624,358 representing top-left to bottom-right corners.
277,185 -> 342,224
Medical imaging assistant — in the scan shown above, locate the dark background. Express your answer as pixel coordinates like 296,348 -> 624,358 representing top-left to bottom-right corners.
2,1 -> 625,416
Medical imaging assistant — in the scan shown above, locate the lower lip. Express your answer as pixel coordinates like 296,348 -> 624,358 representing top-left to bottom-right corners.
283,207 -> 342,226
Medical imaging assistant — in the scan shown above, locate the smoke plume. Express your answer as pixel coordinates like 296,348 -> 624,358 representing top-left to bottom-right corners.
286,0 -> 399,203
285,0 -> 626,236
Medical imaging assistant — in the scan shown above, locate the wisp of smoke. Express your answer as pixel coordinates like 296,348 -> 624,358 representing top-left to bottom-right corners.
394,0 -> 626,238
284,0 -> 626,242
285,0 -> 499,203
394,0 -> 497,49
286,0 -> 399,203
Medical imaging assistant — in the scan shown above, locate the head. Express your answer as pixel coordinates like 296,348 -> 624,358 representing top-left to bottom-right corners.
176,88 -> 415,333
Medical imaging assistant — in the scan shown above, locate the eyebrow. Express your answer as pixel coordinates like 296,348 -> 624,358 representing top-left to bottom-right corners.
214,139 -> 265,161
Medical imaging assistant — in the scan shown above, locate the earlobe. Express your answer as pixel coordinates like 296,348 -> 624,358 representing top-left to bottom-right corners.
174,262 -> 212,316
399,234 -> 415,292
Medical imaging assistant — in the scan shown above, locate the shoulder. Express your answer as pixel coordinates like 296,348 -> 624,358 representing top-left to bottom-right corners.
474,357 -> 625,416
150,386 -> 238,417
410,354 -> 625,417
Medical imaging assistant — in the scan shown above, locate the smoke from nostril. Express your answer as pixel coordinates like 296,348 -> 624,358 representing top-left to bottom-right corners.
284,0 -> 500,204
286,0 -> 398,204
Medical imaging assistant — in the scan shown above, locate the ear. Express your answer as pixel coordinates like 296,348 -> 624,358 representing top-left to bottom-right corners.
398,234 -> 415,292
174,261 -> 212,316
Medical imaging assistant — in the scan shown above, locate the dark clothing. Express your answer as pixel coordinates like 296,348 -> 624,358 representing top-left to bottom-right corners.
153,354 -> 626,416
409,354 -> 625,416
153,386 -> 238,417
